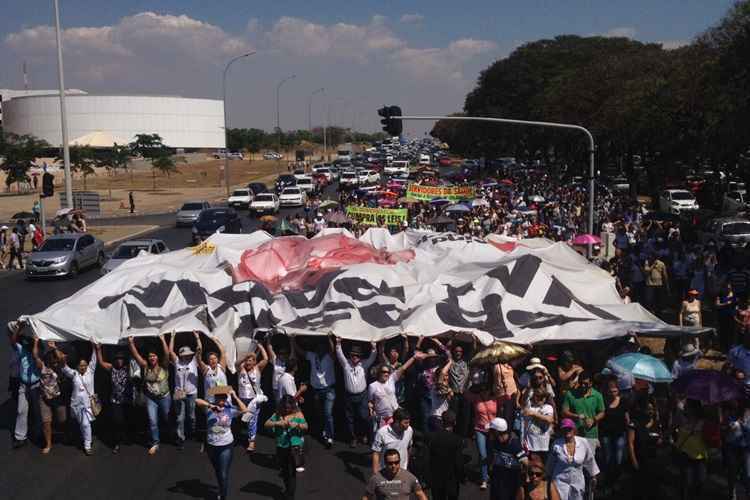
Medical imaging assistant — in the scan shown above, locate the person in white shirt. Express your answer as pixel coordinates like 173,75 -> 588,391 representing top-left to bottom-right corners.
267,337 -> 292,398
295,336 -> 337,448
61,340 -> 98,455
371,408 -> 414,473
368,350 -> 425,429
275,358 -> 307,405
335,336 -> 377,448
236,343 -> 269,452
196,334 -> 228,404
168,332 -> 201,448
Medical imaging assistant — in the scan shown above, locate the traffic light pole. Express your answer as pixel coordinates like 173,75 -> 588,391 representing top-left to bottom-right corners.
39,195 -> 46,240
392,114 -> 596,256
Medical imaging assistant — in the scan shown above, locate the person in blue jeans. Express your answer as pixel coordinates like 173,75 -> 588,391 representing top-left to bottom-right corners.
129,335 -> 172,455
197,387 -> 250,500
599,379 -> 629,493
169,332 -> 201,449
296,336 -> 337,448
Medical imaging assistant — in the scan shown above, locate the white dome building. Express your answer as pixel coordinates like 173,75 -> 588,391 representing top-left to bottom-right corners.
1,93 -> 225,149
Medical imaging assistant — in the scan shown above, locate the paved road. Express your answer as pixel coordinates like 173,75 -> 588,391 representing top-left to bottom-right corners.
0,183 -> 487,500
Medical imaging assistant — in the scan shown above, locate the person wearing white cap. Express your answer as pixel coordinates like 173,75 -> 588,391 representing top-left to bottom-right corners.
486,417 -> 528,500
168,332 -> 201,449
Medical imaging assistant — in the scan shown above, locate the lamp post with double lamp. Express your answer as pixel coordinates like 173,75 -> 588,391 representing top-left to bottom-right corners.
222,51 -> 255,198
308,88 -> 324,160
276,74 -> 296,162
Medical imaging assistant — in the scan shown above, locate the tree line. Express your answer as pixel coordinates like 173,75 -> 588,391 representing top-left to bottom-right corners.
0,132 -> 181,191
226,127 -> 389,153
430,1 -> 750,191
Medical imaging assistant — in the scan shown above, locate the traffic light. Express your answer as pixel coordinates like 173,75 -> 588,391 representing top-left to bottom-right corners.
378,105 -> 403,137
42,172 -> 54,198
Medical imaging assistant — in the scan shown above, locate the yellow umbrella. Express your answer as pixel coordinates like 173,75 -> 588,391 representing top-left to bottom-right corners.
470,341 -> 529,366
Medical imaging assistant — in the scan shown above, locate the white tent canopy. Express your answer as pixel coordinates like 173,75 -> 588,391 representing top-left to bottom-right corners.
70,130 -> 131,148
18,229 -> 700,367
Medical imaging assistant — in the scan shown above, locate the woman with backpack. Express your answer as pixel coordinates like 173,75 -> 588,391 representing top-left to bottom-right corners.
31,338 -> 67,454
60,340 -> 99,455
128,334 -> 171,455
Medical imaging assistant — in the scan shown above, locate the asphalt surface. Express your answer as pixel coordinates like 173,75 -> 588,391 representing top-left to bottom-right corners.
0,183 -> 488,500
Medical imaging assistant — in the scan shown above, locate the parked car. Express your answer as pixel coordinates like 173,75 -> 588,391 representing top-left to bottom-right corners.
275,174 -> 297,193
723,190 -> 748,213
101,239 -> 169,275
227,151 -> 245,160
658,189 -> 699,214
279,187 -> 306,207
228,188 -> 253,209
26,233 -> 105,279
176,201 -> 210,227
698,217 -> 750,248
249,193 -> 280,215
263,152 -> 283,160
192,208 -> 242,243
247,182 -> 268,195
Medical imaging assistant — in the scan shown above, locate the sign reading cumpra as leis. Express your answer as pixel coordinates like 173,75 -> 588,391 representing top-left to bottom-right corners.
406,183 -> 475,201
346,206 -> 408,226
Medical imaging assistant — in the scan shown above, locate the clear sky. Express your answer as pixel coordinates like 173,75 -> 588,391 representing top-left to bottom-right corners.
0,1 -> 737,135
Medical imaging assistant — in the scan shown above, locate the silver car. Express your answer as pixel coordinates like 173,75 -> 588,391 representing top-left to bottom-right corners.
26,233 -> 105,279
176,201 -> 210,227
101,238 -> 169,275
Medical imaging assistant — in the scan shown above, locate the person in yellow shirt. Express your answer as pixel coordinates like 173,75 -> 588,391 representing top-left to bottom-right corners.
674,401 -> 708,500
643,255 -> 669,314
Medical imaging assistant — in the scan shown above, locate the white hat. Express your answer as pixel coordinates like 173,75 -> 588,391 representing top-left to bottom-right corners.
178,346 -> 195,356
525,357 -> 545,372
486,417 -> 508,432
0,225 -> 7,230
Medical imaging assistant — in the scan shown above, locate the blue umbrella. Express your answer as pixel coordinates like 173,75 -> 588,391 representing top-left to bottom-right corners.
430,198 -> 451,206
445,203 -> 471,213
610,353 -> 673,383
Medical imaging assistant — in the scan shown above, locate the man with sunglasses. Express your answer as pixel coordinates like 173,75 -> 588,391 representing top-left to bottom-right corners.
363,448 -> 427,500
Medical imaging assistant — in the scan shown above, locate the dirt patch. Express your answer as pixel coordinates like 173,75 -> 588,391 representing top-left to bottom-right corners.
88,225 -> 158,245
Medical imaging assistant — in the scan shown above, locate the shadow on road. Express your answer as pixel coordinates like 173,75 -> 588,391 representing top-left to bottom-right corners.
249,451 -> 278,470
167,479 -> 217,499
335,450 -> 368,483
240,480 -> 285,500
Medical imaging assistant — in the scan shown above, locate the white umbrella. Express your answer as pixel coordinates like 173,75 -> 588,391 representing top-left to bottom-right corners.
471,198 -> 490,208
529,195 -> 545,203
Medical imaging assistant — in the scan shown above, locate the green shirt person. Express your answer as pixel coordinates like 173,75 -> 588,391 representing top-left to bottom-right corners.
562,371 -> 605,439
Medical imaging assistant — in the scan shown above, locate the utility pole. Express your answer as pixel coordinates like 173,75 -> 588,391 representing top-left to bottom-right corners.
53,0 -> 72,209
222,51 -> 255,197
275,74 -> 296,158
309,88 -> 324,158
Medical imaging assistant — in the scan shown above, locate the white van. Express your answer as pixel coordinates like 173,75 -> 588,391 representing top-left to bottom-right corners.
419,154 -> 431,166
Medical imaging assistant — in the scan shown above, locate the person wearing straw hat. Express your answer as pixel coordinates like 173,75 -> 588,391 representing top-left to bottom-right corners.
197,386 -> 252,500
671,344 -> 701,379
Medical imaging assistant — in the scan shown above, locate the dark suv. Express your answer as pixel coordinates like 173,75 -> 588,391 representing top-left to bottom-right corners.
192,208 -> 242,243
275,175 -> 297,193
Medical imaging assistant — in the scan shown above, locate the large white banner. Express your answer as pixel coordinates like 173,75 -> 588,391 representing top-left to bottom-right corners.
19,229 -> 697,365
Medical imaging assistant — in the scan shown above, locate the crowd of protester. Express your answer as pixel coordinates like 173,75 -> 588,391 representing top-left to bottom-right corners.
8,162 -> 750,500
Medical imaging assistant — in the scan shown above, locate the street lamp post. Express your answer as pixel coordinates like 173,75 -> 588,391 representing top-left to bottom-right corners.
222,51 -> 255,198
309,88 -> 324,160
276,74 -> 296,159
53,0 -> 72,209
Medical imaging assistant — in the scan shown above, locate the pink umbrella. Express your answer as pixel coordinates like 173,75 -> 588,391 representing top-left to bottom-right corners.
573,234 -> 601,245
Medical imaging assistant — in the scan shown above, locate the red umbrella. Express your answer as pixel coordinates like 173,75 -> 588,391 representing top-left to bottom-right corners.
501,179 -> 513,186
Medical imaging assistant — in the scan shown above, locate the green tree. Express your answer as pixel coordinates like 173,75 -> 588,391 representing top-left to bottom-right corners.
58,145 -> 96,190
1,133 -> 49,192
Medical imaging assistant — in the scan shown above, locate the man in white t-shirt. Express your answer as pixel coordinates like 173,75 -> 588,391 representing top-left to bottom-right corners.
368,351 -> 424,428
275,358 -> 306,404
372,408 -> 414,473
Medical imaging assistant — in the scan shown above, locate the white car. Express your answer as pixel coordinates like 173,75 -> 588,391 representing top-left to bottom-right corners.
263,152 -> 283,160
384,160 -> 409,176
279,187 -> 306,207
658,189 -> 699,214
363,170 -> 380,183
295,176 -> 316,194
315,168 -> 334,182
724,190 -> 747,213
355,169 -> 369,184
340,171 -> 359,187
419,153 -> 431,166
227,151 -> 245,160
228,188 -> 253,209
249,193 -> 280,214
102,239 -> 169,275
293,169 -> 309,181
